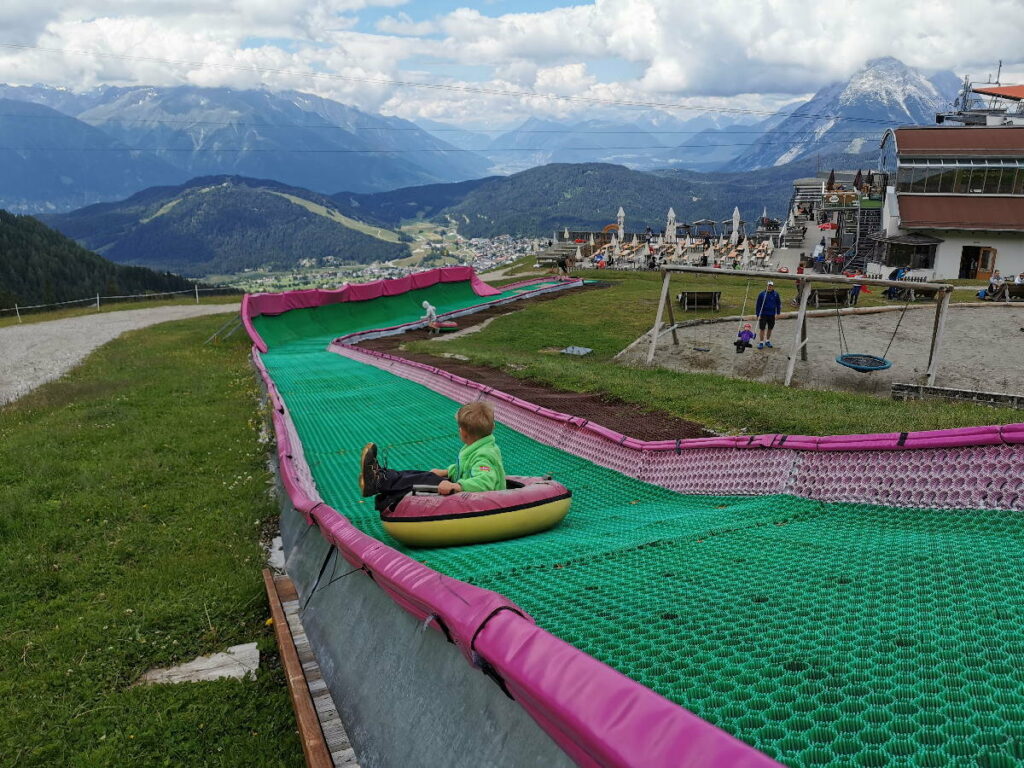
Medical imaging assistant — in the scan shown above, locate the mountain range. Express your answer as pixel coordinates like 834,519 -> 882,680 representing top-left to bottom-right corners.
0,84 -> 489,212
1,58 -> 961,215
40,176 -> 411,276
725,58 -> 960,170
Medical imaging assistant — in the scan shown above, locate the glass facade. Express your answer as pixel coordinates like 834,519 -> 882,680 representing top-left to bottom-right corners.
894,158 -> 1024,195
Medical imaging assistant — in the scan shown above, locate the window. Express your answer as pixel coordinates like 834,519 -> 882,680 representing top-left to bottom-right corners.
984,169 -> 1003,194
885,243 -> 937,270
896,167 -> 913,192
895,157 -> 1024,195
952,168 -> 971,193
934,170 -> 957,193
998,168 -> 1017,194
909,167 -> 928,193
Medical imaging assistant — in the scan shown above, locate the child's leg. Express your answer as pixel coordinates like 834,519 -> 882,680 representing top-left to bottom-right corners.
374,469 -> 442,513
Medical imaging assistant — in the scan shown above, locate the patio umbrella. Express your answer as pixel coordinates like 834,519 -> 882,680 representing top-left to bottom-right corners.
575,246 -> 582,261
564,227 -> 570,240
674,242 -> 682,258
589,233 -> 595,247
666,207 -> 676,243
631,234 -> 639,246
730,206 -> 741,245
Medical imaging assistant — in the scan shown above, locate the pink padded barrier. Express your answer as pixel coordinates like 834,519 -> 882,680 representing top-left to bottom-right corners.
474,611 -> 782,768
330,344 -> 1024,511
242,266 -> 503,351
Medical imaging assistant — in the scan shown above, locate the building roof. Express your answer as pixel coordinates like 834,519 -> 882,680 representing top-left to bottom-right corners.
894,125 -> 1024,157
898,195 -> 1024,231
973,85 -> 1024,102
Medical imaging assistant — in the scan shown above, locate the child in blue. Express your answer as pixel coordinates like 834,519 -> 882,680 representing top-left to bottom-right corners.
734,322 -> 755,353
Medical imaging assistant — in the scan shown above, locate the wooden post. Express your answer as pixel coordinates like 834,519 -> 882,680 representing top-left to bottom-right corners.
784,278 -> 811,386
195,284 -> 200,304
646,270 -> 672,365
96,293 -> 100,311
665,288 -> 680,346
800,310 -> 808,362
15,304 -> 21,324
925,290 -> 952,386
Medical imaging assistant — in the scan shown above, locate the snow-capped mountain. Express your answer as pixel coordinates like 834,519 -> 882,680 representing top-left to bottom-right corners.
727,58 -> 961,171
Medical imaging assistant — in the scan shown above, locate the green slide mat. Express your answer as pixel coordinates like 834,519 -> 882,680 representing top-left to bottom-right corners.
256,283 -> 1024,768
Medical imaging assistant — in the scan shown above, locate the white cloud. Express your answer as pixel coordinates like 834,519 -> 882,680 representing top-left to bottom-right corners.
376,12 -> 436,36
0,0 -> 1021,130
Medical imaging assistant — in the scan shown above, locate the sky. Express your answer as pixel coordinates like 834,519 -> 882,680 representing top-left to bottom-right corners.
0,0 -> 1022,130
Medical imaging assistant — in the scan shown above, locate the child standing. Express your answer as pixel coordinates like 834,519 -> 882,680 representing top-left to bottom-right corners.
359,402 -> 506,513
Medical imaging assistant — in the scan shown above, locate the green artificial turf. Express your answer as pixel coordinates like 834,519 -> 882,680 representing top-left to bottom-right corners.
255,282 -> 1024,768
0,315 -> 301,767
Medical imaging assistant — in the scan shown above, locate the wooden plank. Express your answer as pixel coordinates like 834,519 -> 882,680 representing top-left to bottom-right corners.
263,569 -> 334,768
280,594 -> 357,766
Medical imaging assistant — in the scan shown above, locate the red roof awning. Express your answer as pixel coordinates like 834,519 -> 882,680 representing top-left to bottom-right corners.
973,85 -> 1024,102
894,126 -> 1024,157
898,195 -> 1024,231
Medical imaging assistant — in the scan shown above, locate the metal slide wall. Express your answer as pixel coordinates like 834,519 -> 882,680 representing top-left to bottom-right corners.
249,268 -> 1024,768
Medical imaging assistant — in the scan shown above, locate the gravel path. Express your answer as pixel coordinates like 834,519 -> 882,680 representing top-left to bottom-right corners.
620,304 -> 1024,396
0,304 -> 239,405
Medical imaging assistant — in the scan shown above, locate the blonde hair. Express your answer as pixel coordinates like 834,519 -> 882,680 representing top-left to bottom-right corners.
456,401 -> 494,439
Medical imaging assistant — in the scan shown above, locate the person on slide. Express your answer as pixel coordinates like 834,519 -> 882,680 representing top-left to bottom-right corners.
359,402 -> 506,514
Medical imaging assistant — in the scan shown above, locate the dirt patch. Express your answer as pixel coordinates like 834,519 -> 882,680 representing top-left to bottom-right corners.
360,285 -> 711,441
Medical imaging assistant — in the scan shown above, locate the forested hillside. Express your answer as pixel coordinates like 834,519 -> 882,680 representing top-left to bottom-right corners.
42,176 -> 411,276
334,154 -> 873,237
0,210 -> 196,307
434,162 -> 804,237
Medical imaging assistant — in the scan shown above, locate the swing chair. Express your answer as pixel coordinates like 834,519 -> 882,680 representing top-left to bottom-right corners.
692,276 -> 753,353
834,298 -> 910,373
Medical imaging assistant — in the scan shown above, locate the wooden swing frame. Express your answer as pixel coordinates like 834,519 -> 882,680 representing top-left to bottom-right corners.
646,267 -> 954,387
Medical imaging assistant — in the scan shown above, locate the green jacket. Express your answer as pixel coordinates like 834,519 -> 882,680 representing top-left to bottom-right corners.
446,434 -> 506,493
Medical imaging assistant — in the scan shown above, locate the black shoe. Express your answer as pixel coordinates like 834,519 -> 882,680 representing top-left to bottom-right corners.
359,443 -> 384,497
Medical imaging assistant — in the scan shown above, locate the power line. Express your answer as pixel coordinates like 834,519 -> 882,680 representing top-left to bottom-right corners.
0,138 -> 885,153
0,111 -> 886,136
0,41 -> 924,128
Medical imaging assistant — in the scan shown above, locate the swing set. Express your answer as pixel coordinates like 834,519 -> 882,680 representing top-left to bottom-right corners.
646,266 -> 954,387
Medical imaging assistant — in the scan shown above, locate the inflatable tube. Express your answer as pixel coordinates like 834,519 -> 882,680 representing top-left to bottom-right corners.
383,476 -> 571,547
430,320 -> 459,332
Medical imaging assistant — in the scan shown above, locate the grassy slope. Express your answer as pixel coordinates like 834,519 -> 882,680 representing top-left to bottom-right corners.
410,269 -> 1009,435
268,192 -> 401,243
0,314 -> 301,767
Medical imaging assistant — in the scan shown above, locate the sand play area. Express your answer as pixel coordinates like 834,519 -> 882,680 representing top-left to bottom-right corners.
619,304 -> 1024,396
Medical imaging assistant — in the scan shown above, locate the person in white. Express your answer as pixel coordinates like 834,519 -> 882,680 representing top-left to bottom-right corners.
987,271 -> 1007,301
1015,273 -> 1024,285
421,301 -> 437,323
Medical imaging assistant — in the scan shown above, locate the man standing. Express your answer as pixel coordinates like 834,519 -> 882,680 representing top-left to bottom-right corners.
755,280 -> 782,349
